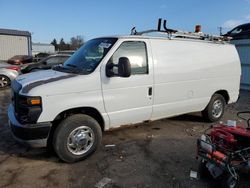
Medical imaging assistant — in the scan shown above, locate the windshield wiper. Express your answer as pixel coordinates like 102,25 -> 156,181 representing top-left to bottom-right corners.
53,66 -> 79,73
53,64 -> 90,75
65,64 -> 77,68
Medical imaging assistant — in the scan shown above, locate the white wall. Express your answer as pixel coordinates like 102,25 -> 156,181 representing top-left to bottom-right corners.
32,43 -> 55,55
0,34 -> 29,60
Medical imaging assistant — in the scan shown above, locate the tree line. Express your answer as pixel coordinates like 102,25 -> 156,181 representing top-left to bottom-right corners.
51,35 -> 84,51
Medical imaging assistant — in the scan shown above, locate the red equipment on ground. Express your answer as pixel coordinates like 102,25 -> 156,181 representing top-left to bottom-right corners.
197,111 -> 250,188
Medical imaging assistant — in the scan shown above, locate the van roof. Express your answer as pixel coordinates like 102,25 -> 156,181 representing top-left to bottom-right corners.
98,35 -> 231,45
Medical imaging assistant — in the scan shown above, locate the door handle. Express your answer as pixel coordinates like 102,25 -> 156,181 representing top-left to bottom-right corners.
148,87 -> 152,96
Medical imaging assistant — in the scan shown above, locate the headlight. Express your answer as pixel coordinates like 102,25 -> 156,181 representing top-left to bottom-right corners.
19,96 -> 42,106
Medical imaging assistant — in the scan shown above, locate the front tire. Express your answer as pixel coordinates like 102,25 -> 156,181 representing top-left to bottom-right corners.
202,94 -> 226,122
53,114 -> 102,163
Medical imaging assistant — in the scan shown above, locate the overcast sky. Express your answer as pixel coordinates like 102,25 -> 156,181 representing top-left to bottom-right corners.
0,0 -> 250,43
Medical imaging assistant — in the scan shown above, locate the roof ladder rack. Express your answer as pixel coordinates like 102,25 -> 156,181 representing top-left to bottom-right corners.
131,18 -> 230,42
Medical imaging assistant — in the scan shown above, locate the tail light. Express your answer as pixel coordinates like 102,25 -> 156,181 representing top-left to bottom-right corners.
6,66 -> 20,72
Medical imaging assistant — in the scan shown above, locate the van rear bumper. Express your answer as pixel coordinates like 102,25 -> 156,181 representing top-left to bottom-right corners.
8,105 -> 51,148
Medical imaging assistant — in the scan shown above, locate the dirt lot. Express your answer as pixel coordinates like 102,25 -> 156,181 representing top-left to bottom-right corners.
0,88 -> 250,188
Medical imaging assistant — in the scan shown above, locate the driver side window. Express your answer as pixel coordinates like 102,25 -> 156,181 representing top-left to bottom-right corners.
108,41 -> 148,75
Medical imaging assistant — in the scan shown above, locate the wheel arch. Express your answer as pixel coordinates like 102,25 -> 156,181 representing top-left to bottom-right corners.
214,90 -> 230,104
47,107 -> 105,147
202,90 -> 229,122
52,107 -> 105,131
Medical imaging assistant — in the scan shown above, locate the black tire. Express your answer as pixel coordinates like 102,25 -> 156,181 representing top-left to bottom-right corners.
53,114 -> 102,163
202,94 -> 226,122
220,173 -> 239,188
198,160 -> 210,179
0,75 -> 11,89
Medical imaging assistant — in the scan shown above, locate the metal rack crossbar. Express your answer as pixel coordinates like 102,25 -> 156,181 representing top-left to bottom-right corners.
131,18 -> 230,42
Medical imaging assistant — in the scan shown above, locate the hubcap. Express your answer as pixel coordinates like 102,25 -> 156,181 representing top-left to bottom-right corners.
212,99 -> 223,118
0,76 -> 9,88
67,126 -> 95,155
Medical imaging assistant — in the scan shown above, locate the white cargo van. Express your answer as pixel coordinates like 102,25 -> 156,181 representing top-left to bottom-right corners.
8,33 -> 241,162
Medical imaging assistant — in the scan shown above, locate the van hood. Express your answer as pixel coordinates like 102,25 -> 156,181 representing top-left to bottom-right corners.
15,69 -> 77,94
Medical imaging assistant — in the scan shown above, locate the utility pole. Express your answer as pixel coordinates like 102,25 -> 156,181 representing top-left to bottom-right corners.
218,27 -> 223,36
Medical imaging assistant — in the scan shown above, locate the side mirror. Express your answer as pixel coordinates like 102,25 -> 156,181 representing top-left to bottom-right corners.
118,57 -> 131,77
106,57 -> 131,78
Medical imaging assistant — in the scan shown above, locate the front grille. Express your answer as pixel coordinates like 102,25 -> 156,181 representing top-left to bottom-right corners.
13,92 -> 29,123
14,92 -> 18,113
11,79 -> 22,117
12,91 -> 42,124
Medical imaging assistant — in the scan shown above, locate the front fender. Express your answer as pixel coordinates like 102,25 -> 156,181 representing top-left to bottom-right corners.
37,91 -> 110,130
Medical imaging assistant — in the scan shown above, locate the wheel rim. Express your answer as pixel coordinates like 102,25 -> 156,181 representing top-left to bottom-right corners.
67,126 -> 95,155
212,99 -> 223,118
0,76 -> 9,88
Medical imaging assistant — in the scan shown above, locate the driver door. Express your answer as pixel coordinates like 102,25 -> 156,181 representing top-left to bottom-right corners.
101,39 -> 153,128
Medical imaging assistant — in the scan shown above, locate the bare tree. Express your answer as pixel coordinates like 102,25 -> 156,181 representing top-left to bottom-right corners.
70,35 -> 84,50
51,36 -> 84,51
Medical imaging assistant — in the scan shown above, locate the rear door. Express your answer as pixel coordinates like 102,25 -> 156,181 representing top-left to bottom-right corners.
101,39 -> 153,128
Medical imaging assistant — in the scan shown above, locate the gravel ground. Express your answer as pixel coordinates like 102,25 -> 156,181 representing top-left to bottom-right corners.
0,88 -> 250,188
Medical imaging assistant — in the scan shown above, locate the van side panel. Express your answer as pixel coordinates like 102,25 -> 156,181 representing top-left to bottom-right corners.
150,39 -> 241,120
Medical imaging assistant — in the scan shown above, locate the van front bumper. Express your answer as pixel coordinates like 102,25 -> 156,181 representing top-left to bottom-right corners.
8,104 -> 52,148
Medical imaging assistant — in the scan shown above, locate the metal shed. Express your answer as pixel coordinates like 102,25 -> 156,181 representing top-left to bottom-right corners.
231,39 -> 250,90
0,28 -> 32,61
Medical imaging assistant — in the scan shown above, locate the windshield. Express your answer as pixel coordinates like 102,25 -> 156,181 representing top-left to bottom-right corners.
54,38 -> 117,74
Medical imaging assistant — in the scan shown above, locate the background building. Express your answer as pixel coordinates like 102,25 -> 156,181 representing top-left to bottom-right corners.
32,43 -> 55,55
0,28 -> 31,61
231,39 -> 250,91
225,23 -> 250,91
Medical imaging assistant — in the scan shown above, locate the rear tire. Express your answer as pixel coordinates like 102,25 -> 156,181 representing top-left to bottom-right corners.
0,75 -> 10,89
202,94 -> 226,122
53,114 -> 102,163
